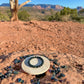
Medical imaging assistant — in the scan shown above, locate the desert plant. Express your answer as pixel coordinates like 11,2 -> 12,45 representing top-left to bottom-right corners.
41,10 -> 45,14
18,10 -> 30,21
0,12 -> 10,21
48,15 -> 55,21
71,16 -> 84,21
61,15 -> 71,22
47,7 -> 79,22
54,12 -> 62,21
7,10 -> 12,18
60,7 -> 67,15
10,0 -> 31,21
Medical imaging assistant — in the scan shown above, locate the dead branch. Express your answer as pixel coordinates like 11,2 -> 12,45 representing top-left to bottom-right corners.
18,0 -> 31,9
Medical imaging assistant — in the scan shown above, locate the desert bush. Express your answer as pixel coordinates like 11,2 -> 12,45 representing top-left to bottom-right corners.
47,7 -> 79,22
71,16 -> 84,21
54,12 -> 62,21
18,10 -> 30,21
60,7 -> 77,16
79,9 -> 84,13
6,10 -> 12,18
60,7 -> 68,15
0,12 -> 10,21
41,10 -> 45,14
61,15 -> 71,22
48,15 -> 55,21
48,12 -> 62,21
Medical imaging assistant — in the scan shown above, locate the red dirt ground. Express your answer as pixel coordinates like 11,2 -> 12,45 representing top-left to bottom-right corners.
0,21 -> 84,84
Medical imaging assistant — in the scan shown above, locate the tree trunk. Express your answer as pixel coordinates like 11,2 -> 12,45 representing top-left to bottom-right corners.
10,0 -> 18,21
11,9 -> 18,21
10,0 -> 31,21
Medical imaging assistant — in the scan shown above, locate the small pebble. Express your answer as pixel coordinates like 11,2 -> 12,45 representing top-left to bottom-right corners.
57,73 -> 65,78
0,73 -> 3,76
55,70 -> 60,74
8,70 -> 13,74
17,78 -> 22,83
52,65 -> 56,69
59,80 -> 64,83
51,75 -> 55,80
64,53 -> 66,55
37,79 -> 40,84
30,79 -> 33,83
54,78 -> 58,82
49,70 -> 54,73
7,73 -> 11,77
14,59 -> 21,64
4,67 -> 8,71
4,75 -> 8,78
13,71 -> 19,74
61,65 -> 67,68
21,80 -> 24,84
19,57 -> 23,59
49,59 -> 53,61
53,71 -> 56,76
1,76 -> 5,80
1,77 -> 4,80
57,67 -> 61,72
8,66 -> 12,69
23,56 -> 28,59
53,61 -> 60,66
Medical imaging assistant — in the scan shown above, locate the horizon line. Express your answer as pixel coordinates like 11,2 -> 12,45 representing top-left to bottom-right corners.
0,3 -> 83,9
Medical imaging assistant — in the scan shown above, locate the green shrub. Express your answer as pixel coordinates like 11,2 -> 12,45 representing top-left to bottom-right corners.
0,12 -> 10,21
71,16 -> 84,21
60,7 -> 68,15
41,10 -> 45,14
60,7 -> 78,16
48,12 -> 62,21
47,7 -> 79,22
48,15 -> 55,21
61,15 -> 71,22
54,12 -> 62,21
18,10 -> 30,21
79,9 -> 84,13
6,10 -> 11,18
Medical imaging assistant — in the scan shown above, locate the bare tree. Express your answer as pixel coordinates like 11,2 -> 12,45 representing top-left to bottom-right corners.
10,0 -> 31,21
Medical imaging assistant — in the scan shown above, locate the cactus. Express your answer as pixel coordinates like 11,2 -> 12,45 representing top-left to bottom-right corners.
10,0 -> 31,21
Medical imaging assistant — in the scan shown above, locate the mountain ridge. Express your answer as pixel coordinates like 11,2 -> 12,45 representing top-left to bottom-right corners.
0,3 -> 83,11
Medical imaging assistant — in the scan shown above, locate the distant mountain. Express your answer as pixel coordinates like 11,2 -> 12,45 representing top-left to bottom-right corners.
0,3 -> 83,11
77,6 -> 83,11
33,4 -> 64,11
0,3 -> 10,6
0,3 -> 63,10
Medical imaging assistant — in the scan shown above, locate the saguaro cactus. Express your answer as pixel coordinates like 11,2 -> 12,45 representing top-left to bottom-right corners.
10,0 -> 31,21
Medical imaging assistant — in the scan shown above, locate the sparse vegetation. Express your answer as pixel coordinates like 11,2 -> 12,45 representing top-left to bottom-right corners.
0,11 -> 10,21
47,7 -> 84,23
0,6 -> 84,23
18,10 -> 30,21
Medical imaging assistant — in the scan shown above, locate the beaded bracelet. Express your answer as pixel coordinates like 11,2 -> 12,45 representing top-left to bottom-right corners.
28,56 -> 44,68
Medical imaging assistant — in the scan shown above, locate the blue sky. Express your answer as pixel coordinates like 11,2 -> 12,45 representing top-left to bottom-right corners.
0,0 -> 84,8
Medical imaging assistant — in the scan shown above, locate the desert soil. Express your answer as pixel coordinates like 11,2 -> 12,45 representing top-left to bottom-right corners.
0,21 -> 84,84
